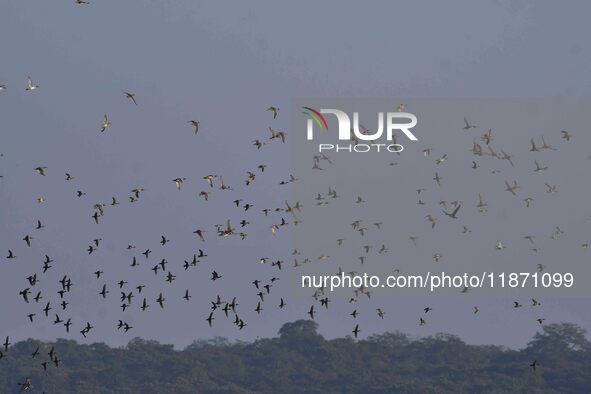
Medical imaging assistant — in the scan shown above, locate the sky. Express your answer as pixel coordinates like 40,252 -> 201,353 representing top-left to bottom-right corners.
1,0 -> 591,349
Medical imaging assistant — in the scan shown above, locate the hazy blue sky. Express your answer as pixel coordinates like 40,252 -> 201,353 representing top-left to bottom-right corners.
1,0 -> 591,349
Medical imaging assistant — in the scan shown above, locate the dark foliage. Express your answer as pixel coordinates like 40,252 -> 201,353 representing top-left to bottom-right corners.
1,321 -> 590,393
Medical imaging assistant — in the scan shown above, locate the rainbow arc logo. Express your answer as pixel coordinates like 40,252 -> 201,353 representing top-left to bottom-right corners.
302,107 -> 329,131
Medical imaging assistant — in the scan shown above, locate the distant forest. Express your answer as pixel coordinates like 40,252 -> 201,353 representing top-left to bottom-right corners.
1,320 -> 590,393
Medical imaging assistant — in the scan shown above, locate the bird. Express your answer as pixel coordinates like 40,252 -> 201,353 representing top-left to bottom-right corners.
504,180 -> 520,196
203,175 -> 216,188
560,130 -> 571,141
131,187 -> 144,199
25,76 -> 39,91
352,324 -> 360,338
530,360 -> 538,371
220,219 -> 234,236
471,142 -> 483,156
34,166 -> 47,176
80,322 -> 94,338
435,154 -> 448,165
477,194 -> 488,212
23,235 -> 33,247
534,160 -> 547,173
545,183 -> 558,193
269,127 -> 287,143
433,172 -> 442,186
443,203 -> 461,219
173,177 -> 186,190
500,150 -> 514,166
194,229 -> 205,242
99,284 -> 109,299
376,308 -> 385,319
529,138 -> 540,152
20,288 -> 31,303
304,305 -> 316,320
100,114 -> 111,132
18,377 -> 33,391
156,293 -> 165,308
188,120 -> 200,134
523,197 -> 534,208
123,91 -> 138,105
425,215 -> 437,229
267,106 -> 279,119
481,129 -> 493,144
463,117 -> 476,130
254,301 -> 263,314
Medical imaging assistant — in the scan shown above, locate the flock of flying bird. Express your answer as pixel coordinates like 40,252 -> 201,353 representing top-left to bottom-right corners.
2,75 -> 306,389
1,75 -> 589,391
286,111 -> 587,375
